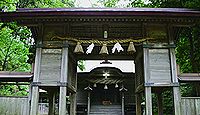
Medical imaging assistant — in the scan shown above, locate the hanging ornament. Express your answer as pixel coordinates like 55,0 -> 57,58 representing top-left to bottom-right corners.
74,42 -> 84,54
93,83 -> 97,87
104,84 -> 108,90
127,42 -> 136,53
112,42 -> 124,53
86,43 -> 94,54
104,31 -> 108,38
115,83 -> 119,88
99,44 -> 109,54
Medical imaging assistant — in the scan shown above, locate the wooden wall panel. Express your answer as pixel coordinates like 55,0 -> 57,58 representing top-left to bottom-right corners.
149,49 -> 171,83
0,97 -> 29,115
40,49 -> 62,82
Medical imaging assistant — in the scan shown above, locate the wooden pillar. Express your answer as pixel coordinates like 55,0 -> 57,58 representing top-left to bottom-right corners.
157,92 -> 163,115
173,87 -> 181,115
145,87 -> 152,115
136,93 -> 142,115
121,92 -> 125,115
59,46 -> 69,115
87,92 -> 91,115
170,48 -> 181,115
48,90 -> 56,115
70,93 -> 77,115
30,48 -> 42,115
30,86 -> 39,115
143,47 -> 152,115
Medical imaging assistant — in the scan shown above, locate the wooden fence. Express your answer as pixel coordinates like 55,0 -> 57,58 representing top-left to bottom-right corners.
181,97 -> 200,115
0,96 -> 29,115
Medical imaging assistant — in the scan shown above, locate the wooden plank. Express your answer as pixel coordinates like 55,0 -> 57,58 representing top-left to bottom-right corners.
195,98 -> 200,115
40,49 -> 61,82
149,49 -> 171,83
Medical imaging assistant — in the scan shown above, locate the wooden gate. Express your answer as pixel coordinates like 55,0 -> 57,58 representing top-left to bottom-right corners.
181,97 -> 200,115
0,96 -> 29,115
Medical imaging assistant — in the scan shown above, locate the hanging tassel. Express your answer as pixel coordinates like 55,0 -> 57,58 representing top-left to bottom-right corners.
74,42 -> 84,54
112,42 -> 124,53
99,44 -> 109,54
127,42 -> 136,54
86,43 -> 94,54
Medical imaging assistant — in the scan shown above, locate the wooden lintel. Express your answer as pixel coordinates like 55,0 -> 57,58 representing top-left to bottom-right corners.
144,82 -> 179,87
143,44 -> 176,49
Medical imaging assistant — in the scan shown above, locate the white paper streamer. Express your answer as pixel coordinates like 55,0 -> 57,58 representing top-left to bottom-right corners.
86,43 -> 94,54
112,42 -> 124,53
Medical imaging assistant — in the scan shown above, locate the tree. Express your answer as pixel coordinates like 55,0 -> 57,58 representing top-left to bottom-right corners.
0,0 -> 77,96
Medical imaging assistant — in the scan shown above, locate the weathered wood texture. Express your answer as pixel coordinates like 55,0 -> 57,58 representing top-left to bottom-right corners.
181,97 -> 200,115
38,103 -> 59,115
40,49 -> 62,82
0,96 -> 29,115
149,49 -> 171,83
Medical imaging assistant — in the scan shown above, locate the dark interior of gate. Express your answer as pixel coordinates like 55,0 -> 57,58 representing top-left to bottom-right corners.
1,8 -> 200,115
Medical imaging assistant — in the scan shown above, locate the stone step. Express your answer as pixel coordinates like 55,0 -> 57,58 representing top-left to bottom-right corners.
90,105 -> 122,115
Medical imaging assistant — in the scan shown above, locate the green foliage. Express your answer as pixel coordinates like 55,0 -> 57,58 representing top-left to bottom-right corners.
0,0 -> 76,96
97,0 -> 120,7
0,23 -> 31,71
0,85 -> 28,96
78,60 -> 85,71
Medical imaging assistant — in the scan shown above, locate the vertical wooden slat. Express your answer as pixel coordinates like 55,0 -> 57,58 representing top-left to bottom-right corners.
195,98 -> 200,115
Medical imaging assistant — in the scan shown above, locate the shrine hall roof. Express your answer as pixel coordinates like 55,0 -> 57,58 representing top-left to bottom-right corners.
1,8 -> 200,16
0,8 -> 200,20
